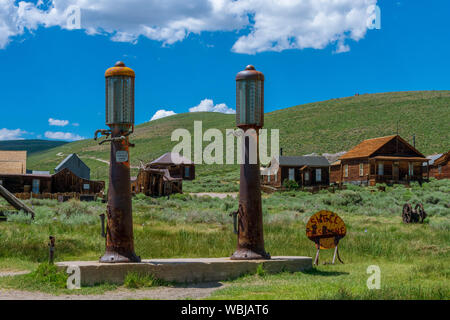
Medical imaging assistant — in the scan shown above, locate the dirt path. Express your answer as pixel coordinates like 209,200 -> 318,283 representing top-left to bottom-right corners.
0,282 -> 224,300
0,271 -> 30,277
83,156 -> 140,169
189,193 -> 237,199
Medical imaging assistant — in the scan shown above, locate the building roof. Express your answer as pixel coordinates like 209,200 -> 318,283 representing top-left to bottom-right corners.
434,151 -> 450,166
330,160 -> 341,166
423,153 -> 443,166
278,156 -> 330,167
340,135 -> 425,160
55,153 -> 85,171
150,152 -> 193,165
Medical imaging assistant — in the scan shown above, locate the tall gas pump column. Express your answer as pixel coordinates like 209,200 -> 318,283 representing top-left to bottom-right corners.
95,61 -> 140,263
231,65 -> 270,260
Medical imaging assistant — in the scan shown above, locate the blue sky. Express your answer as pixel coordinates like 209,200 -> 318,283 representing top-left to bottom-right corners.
0,0 -> 449,141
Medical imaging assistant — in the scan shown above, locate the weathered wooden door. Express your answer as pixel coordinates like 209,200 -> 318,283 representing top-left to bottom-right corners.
32,179 -> 40,194
393,162 -> 399,181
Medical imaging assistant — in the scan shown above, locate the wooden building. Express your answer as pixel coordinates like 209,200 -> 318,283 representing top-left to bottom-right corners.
261,156 -> 330,188
427,151 -> 450,180
0,168 -> 104,195
148,152 -> 195,180
0,151 -> 27,174
331,135 -> 428,186
131,152 -> 194,197
55,154 -> 90,180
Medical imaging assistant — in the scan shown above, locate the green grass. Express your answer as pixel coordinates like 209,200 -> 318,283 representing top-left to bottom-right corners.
26,91 -> 450,191
0,263 -> 119,295
124,272 -> 170,289
0,179 -> 448,299
210,261 -> 449,300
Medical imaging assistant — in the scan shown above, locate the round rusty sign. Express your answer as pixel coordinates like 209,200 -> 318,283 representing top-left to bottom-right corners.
306,210 -> 346,249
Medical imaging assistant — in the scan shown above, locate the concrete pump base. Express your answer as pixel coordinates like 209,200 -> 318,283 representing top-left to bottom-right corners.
56,256 -> 312,286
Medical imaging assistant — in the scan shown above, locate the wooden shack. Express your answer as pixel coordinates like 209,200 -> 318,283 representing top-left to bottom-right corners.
261,156 -> 330,188
148,152 -> 195,180
55,154 -> 91,180
0,168 -> 104,195
131,152 -> 194,197
331,135 -> 428,186
0,151 -> 27,174
427,151 -> 450,180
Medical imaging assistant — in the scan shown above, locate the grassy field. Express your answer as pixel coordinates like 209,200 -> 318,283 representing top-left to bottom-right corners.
0,179 -> 448,299
26,90 -> 450,192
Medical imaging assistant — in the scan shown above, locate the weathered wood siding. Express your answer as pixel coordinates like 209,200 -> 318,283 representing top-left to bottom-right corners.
429,159 -> 450,179
51,168 -> 104,194
0,151 -> 27,174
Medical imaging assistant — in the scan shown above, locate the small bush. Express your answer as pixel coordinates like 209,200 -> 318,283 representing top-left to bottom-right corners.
337,190 -> 363,206
283,179 -> 299,190
25,263 -> 68,290
5,211 -> 33,224
256,264 -> 266,277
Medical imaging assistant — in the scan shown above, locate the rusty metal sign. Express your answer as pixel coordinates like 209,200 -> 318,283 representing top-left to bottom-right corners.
306,210 -> 346,249
115,150 -> 129,163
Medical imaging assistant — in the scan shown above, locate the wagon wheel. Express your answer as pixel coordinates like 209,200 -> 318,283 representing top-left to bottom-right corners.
402,203 -> 412,223
415,203 -> 427,223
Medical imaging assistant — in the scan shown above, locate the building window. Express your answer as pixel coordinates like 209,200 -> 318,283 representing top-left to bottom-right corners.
408,163 -> 414,176
305,172 -> 310,181
274,172 -> 277,182
344,164 -> 349,177
268,174 -> 271,182
316,169 -> 321,182
438,165 -> 442,174
184,167 -> 190,178
378,162 -> 384,175
359,163 -> 364,176
289,168 -> 295,181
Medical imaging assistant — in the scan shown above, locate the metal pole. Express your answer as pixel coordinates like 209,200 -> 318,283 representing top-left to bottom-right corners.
100,127 -> 140,263
48,236 -> 55,264
231,129 -> 270,260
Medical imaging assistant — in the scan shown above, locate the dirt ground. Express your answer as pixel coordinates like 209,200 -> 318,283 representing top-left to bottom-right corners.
0,282 -> 225,300
189,192 -> 237,199
0,271 -> 30,277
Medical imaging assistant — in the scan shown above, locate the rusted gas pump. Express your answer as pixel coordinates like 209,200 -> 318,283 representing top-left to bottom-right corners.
231,65 -> 270,260
94,61 -> 140,263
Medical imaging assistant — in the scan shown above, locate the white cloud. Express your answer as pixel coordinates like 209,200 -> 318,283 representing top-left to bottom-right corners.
72,122 -> 80,127
0,128 -> 27,140
0,0 -> 378,53
48,118 -> 69,126
150,109 -> 177,121
189,99 -> 235,114
44,131 -> 84,141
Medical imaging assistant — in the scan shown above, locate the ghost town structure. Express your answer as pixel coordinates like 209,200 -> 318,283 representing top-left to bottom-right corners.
131,152 -> 195,197
330,135 -> 428,186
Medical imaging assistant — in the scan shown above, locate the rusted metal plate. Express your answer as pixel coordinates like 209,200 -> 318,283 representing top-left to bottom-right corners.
306,210 -> 346,249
